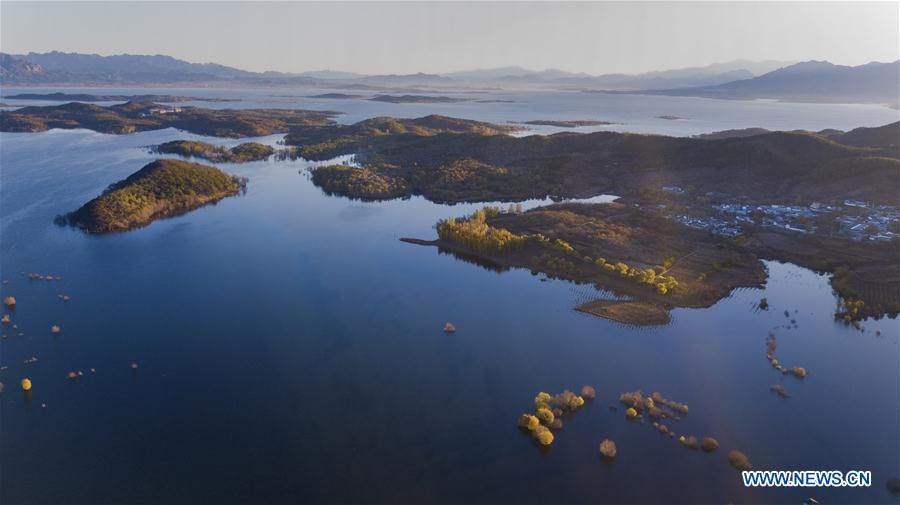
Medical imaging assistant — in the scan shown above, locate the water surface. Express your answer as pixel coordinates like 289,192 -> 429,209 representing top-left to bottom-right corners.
0,123 -> 898,504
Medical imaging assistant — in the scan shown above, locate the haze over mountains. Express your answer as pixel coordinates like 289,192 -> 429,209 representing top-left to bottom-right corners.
1,51 -> 897,104
629,60 -> 900,103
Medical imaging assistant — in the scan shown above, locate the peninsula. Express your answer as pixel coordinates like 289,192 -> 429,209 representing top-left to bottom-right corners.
404,203 -> 767,324
285,114 -> 517,160
290,116 -> 898,322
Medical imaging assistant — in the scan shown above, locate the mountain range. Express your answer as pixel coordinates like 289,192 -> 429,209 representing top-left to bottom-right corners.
443,60 -> 791,89
1,51 -> 897,104
626,60 -> 900,103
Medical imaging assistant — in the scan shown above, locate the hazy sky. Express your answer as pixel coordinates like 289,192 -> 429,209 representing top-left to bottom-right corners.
2,1 -> 898,75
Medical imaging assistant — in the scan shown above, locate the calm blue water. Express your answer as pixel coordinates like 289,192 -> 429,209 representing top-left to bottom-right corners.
1,118 -> 898,502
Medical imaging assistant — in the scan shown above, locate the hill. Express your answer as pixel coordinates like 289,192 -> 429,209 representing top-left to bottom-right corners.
0,101 -> 336,137
285,114 -> 519,159
625,60 -> 900,103
62,159 -> 247,233
300,119 -> 900,205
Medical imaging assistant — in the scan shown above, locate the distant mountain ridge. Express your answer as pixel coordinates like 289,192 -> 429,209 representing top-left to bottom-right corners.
21,51 -> 256,78
1,51 -> 257,84
624,60 -> 900,103
0,51 -> 789,90
441,60 -> 793,89
2,52 -> 896,104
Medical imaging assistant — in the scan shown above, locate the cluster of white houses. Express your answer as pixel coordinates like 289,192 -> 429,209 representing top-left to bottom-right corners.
662,191 -> 899,241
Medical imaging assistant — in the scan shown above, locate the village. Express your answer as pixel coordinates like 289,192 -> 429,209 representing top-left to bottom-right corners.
657,187 -> 900,242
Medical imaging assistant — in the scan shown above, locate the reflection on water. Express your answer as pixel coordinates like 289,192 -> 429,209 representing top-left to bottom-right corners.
433,245 -> 512,273
0,127 -> 898,504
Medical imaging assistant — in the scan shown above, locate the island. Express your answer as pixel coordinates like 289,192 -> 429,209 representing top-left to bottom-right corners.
520,119 -> 616,127
369,95 -> 467,103
297,117 -> 899,322
155,140 -> 275,163
0,101 -> 337,137
60,159 -> 247,233
310,93 -> 365,99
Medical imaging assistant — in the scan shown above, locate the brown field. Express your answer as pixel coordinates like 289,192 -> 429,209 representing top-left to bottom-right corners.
576,300 -> 671,326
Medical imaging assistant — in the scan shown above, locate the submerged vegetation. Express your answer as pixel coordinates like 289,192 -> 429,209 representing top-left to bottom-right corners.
516,385 -> 744,470
295,117 -> 900,207
765,332 -> 808,379
517,387 -> 592,449
599,439 -> 617,459
728,450 -> 753,471
61,159 -> 246,233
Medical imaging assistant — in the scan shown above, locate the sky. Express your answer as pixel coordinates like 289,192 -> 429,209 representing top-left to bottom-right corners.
1,1 -> 898,75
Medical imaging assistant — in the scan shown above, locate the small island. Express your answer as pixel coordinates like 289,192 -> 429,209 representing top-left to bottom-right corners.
403,203 -> 767,324
61,159 -> 247,233
0,101 -> 337,137
155,140 -> 275,163
369,95 -> 467,104
520,119 -> 616,127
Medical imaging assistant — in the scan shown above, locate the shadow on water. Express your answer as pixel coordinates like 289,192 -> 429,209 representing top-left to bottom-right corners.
434,246 -> 511,273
